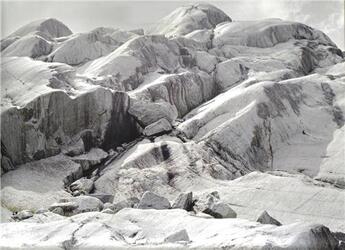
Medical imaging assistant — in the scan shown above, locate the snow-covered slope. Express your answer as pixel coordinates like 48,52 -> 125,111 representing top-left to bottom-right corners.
212,19 -> 335,48
149,3 -> 231,37
0,208 -> 340,249
1,3 -> 345,249
7,18 -> 72,39
1,18 -> 72,58
178,72 -> 345,179
47,27 -> 139,65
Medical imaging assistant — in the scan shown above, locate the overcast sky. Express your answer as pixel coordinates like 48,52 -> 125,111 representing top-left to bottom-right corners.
1,0 -> 344,49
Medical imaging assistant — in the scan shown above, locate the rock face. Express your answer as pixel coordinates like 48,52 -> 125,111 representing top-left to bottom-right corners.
1,2 -> 345,249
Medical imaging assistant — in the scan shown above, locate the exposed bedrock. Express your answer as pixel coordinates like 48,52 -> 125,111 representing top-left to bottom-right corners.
1,89 -> 139,168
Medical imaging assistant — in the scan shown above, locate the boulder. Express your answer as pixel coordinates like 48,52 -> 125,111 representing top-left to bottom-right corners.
257,211 -> 282,226
194,192 -> 236,218
102,208 -> 115,214
51,207 -> 64,216
71,148 -> 108,171
164,229 -> 190,243
36,208 -> 49,214
103,202 -> 114,210
87,193 -> 114,203
70,178 -> 94,194
113,197 -> 140,213
49,196 -> 103,215
73,196 -> 104,214
12,210 -> 33,221
195,51 -> 218,73
25,212 -> 65,223
206,202 -> 237,219
62,139 -> 85,157
143,118 -> 172,137
138,191 -> 171,209
49,200 -> 78,214
172,192 -> 193,211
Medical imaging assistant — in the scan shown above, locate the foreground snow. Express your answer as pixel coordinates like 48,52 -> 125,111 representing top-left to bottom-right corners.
0,208 -> 340,249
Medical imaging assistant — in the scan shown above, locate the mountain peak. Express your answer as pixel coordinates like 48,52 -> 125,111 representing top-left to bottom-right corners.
8,18 -> 72,39
149,3 -> 231,37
